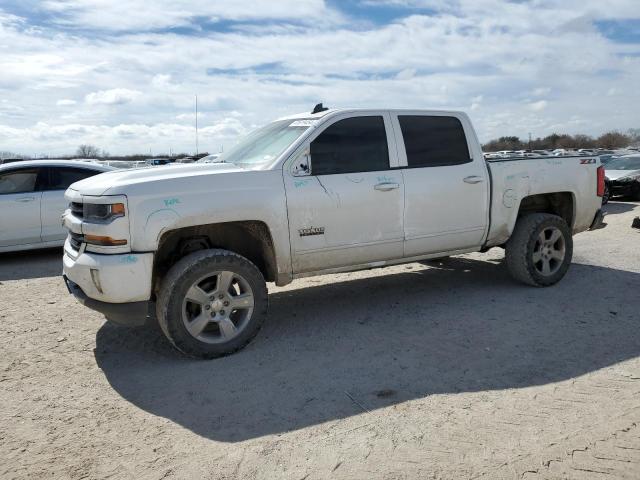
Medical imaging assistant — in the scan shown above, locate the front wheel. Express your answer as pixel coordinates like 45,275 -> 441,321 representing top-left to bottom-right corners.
505,213 -> 573,287
156,249 -> 268,359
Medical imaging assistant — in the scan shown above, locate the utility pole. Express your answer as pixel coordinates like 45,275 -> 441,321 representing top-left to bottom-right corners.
195,95 -> 199,155
528,132 -> 532,150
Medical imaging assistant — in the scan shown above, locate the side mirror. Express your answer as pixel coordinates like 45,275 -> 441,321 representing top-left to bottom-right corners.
292,151 -> 310,176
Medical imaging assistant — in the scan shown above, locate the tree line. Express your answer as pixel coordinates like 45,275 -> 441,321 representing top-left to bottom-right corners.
3,129 -> 639,161
483,129 -> 640,152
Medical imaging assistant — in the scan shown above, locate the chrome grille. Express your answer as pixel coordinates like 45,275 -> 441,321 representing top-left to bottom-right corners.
69,232 -> 83,250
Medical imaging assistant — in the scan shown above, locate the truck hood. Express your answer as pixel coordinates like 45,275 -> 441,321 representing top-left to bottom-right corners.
68,163 -> 244,196
606,169 -> 640,181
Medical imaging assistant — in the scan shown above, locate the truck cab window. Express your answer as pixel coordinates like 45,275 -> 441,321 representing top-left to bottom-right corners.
310,116 -> 389,175
399,115 -> 471,168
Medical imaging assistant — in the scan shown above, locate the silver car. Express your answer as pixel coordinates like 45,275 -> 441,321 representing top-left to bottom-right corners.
0,160 -> 113,253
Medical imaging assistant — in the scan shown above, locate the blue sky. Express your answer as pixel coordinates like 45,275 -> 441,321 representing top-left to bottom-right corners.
0,0 -> 639,156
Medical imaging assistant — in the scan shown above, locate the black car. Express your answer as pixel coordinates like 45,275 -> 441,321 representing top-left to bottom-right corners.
604,155 -> 640,201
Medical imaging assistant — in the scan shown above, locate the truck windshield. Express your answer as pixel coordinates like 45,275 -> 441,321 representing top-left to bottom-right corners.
605,156 -> 640,170
217,119 -> 311,168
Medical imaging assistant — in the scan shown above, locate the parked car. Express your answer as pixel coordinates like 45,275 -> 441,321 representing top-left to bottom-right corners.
174,156 -> 197,164
598,154 -> 616,165
553,149 -> 577,156
146,158 -> 172,166
0,158 -> 25,165
62,107 -> 605,358
604,155 -> 640,201
197,154 -> 221,163
0,160 -> 113,253
495,150 -> 516,157
531,150 -> 552,156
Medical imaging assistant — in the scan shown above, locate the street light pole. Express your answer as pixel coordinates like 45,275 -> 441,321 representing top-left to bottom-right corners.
195,95 -> 199,155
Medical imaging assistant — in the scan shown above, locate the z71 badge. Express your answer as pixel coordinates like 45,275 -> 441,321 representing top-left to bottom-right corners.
298,227 -> 325,237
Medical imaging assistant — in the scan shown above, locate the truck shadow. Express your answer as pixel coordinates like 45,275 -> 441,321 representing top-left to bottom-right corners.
603,200 -> 638,216
0,248 -> 62,281
94,257 -> 640,442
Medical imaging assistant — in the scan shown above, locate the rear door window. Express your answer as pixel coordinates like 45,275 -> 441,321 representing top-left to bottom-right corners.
310,116 -> 389,175
398,116 -> 471,168
44,167 -> 102,191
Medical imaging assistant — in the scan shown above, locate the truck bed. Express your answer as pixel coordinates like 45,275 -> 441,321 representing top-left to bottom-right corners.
484,154 -> 601,247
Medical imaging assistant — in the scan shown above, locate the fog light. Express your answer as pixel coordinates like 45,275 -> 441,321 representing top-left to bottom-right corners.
90,269 -> 103,293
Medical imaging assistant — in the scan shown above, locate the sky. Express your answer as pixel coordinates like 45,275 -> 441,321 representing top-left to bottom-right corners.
0,0 -> 639,157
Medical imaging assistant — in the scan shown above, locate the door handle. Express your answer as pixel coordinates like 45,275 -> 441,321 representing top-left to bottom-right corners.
463,176 -> 484,184
15,196 -> 36,202
374,182 -> 399,191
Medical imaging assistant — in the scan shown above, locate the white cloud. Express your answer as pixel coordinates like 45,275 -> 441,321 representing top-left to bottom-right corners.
38,0 -> 340,31
56,99 -> 77,106
175,112 -> 206,121
151,74 -> 176,90
0,1 -> 639,154
395,68 -> 416,80
527,100 -> 549,112
0,118 -> 246,156
85,89 -> 142,106
532,88 -> 551,97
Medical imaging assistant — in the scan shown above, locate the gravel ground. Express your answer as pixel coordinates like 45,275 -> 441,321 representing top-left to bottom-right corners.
1,201 -> 639,480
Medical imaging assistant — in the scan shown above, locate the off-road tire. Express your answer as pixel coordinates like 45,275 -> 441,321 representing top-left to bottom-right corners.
505,213 -> 573,287
156,249 -> 268,359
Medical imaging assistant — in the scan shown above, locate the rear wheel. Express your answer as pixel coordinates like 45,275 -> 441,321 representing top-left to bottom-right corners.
157,249 -> 268,358
505,213 -> 573,287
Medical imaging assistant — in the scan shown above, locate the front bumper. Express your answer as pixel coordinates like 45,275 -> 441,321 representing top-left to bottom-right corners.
63,240 -> 154,325
63,276 -> 149,326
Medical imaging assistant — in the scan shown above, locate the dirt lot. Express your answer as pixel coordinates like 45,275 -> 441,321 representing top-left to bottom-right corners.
1,201 -> 639,480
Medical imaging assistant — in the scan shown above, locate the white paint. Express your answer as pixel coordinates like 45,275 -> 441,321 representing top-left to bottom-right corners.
63,242 -> 153,303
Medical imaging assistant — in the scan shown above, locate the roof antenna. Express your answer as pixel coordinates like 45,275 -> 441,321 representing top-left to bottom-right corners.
311,103 -> 329,114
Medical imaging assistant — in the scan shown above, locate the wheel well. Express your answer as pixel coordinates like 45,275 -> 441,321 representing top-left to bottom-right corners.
152,221 -> 277,295
517,192 -> 575,227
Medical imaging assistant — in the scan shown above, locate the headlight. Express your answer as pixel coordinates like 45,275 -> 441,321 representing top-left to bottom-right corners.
83,203 -> 126,223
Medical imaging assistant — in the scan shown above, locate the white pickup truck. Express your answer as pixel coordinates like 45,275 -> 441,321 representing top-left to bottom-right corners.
62,107 -> 606,358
